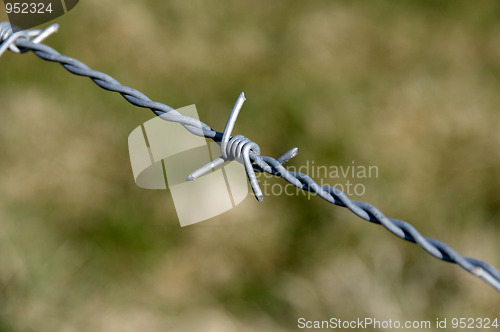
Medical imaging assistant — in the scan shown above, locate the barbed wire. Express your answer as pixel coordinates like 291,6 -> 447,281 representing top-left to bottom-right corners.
1,22 -> 499,293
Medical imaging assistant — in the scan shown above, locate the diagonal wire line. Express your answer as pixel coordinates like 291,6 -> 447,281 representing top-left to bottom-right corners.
1,23 -> 500,293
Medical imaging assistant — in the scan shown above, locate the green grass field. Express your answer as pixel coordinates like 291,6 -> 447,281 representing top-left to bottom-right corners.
1,1 -> 499,331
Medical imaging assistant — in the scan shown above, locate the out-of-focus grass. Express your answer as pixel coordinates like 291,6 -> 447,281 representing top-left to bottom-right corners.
1,0 -> 500,331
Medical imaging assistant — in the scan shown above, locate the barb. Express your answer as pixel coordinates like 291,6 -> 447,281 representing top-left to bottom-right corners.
1,22 -> 499,293
0,22 -> 58,56
187,92 -> 282,202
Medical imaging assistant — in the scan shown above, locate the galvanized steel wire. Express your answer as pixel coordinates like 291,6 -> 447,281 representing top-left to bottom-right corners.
1,22 -> 499,293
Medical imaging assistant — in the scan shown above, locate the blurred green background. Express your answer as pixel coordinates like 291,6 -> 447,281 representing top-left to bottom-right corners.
1,0 -> 500,331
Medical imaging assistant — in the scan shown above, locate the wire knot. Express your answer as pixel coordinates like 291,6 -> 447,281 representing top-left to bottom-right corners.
186,93 -> 264,200
223,135 -> 260,163
186,93 -> 297,202
0,22 -> 59,57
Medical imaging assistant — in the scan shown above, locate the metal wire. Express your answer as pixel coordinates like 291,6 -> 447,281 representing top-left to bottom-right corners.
1,22 -> 500,293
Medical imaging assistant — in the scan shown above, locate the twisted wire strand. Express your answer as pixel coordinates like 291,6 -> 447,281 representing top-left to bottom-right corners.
2,25 -> 500,293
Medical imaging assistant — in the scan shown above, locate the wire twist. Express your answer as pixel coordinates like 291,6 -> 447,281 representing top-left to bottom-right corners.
1,22 -> 499,293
